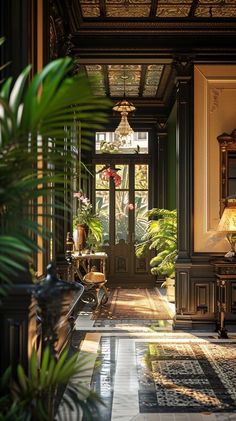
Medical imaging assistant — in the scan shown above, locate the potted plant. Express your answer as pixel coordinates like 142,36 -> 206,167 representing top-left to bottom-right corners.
0,52 -> 110,295
73,192 -> 103,252
0,47 -> 111,418
0,347 -> 103,421
135,208 -> 177,302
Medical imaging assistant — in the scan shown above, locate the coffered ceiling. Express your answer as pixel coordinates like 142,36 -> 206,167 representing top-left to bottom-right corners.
51,0 -> 236,122
79,0 -> 236,19
82,64 -> 165,97
74,62 -> 174,121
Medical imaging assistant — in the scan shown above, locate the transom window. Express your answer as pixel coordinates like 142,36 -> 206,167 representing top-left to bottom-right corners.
95,131 -> 149,154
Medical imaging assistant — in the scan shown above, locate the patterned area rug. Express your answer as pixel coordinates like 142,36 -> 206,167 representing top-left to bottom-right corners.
93,287 -> 174,322
136,341 -> 236,413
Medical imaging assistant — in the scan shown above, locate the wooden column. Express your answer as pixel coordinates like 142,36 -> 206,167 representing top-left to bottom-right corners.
174,58 -> 194,320
156,121 -> 168,209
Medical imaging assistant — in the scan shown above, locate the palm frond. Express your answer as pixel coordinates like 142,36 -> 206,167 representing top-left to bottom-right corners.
135,208 -> 177,278
0,57 -> 111,293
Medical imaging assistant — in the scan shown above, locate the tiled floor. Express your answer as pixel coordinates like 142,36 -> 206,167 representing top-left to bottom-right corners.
72,289 -> 236,421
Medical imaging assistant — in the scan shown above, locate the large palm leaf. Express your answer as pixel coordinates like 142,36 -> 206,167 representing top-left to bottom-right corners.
135,208 -> 177,277
0,347 -> 103,421
0,57 -> 111,295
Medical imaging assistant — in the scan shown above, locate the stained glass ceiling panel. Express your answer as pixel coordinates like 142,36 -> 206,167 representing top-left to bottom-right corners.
79,0 -> 236,18
106,0 -> 151,18
143,65 -> 164,97
84,64 -> 164,98
108,65 -> 141,97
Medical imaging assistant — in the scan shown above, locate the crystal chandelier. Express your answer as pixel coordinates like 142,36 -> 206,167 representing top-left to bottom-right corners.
112,71 -> 136,145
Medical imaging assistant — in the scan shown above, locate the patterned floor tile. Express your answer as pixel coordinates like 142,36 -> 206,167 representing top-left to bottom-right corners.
136,342 -> 236,413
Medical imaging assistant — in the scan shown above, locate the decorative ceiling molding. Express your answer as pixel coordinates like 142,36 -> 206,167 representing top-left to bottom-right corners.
73,20 -> 236,31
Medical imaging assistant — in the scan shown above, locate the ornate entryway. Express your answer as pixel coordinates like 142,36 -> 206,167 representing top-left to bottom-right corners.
93,131 -> 154,283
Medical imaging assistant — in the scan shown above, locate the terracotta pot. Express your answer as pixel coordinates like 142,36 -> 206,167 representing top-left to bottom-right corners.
76,224 -> 87,252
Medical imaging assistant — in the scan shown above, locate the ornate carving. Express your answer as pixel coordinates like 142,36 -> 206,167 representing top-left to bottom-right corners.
156,121 -> 168,139
195,5 -> 236,18
50,0 -> 74,59
173,55 -> 194,78
217,129 -> 236,214
157,5 -> 190,17
210,88 -> 222,113
157,121 -> 167,131
217,129 -> 236,146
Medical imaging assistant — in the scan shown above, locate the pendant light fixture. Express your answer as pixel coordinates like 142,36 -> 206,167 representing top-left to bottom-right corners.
112,68 -> 136,145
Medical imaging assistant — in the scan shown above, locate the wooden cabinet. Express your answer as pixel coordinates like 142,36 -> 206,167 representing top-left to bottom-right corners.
217,129 -> 236,215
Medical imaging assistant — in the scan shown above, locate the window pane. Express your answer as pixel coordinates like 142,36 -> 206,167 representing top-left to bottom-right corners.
96,191 -> 109,244
95,165 -> 109,189
115,191 -> 129,244
115,164 -> 129,190
228,155 -> 236,177
95,131 -> 148,154
229,180 -> 236,196
135,164 -> 148,189
135,191 -> 148,242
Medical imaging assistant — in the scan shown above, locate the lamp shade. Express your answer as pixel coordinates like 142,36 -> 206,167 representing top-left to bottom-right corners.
112,98 -> 136,114
218,200 -> 236,232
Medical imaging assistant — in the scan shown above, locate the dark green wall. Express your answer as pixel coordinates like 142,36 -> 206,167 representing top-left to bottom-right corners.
166,102 -> 177,210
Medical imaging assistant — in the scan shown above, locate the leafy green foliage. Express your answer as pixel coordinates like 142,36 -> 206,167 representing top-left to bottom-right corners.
0,347 -> 104,421
135,208 -> 177,278
0,57 -> 111,295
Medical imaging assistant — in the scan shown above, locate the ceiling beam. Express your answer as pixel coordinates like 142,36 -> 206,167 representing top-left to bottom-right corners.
149,0 -> 159,18
103,64 -> 110,96
76,58 -> 173,64
189,0 -> 200,18
99,0 -> 106,18
139,65 -> 147,97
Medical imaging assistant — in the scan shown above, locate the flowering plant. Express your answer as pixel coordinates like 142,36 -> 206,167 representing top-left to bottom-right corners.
73,192 -> 93,225
100,140 -> 122,153
73,192 -> 103,243
102,167 -> 121,187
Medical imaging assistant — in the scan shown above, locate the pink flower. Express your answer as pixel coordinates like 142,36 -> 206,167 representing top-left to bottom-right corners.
102,168 -> 112,180
102,167 -> 122,187
73,192 -> 82,198
128,203 -> 134,210
114,174 -> 121,187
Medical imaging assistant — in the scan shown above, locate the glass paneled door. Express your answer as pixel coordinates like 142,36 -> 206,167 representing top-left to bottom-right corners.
95,159 -> 153,282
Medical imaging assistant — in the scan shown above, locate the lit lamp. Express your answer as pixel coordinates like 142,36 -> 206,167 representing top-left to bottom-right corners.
217,198 -> 236,258
112,71 -> 136,145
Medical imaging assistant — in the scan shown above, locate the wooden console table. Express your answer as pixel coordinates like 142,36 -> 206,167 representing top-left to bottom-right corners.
71,252 -> 108,281
212,259 -> 236,338
71,252 -> 109,308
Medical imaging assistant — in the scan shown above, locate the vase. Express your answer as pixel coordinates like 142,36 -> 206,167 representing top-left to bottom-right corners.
76,224 -> 87,252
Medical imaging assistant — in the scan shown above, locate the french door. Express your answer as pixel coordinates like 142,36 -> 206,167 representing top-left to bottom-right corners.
94,157 -> 153,283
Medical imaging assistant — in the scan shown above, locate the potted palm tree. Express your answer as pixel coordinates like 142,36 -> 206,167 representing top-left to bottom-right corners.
135,208 -> 177,302
0,47 -> 111,418
0,52 -> 110,295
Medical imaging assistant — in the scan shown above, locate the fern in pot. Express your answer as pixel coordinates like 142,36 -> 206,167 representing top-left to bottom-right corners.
135,208 -> 177,302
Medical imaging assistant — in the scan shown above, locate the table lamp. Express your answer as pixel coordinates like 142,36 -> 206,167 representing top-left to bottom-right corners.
217,197 -> 236,258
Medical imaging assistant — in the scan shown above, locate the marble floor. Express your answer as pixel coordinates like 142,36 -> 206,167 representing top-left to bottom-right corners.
72,290 -> 236,421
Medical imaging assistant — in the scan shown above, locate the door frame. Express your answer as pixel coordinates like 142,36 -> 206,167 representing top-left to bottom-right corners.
91,129 -> 158,283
